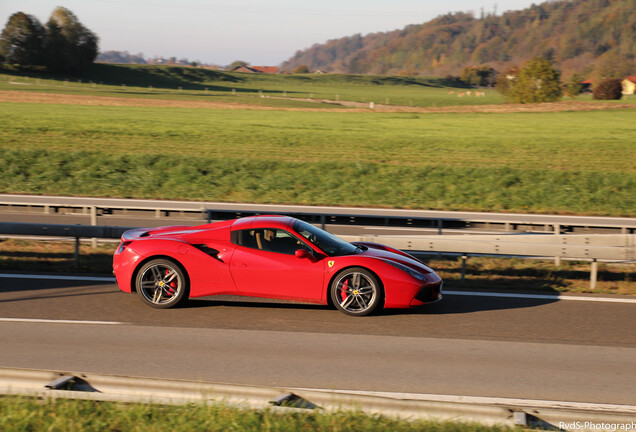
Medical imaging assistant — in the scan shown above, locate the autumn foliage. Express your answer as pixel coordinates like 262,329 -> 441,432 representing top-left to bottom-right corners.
282,0 -> 635,79
592,79 -> 623,100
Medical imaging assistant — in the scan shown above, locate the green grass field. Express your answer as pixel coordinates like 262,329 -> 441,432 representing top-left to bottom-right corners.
0,395 -> 512,432
2,63 -> 636,108
1,100 -> 634,216
1,63 -> 508,108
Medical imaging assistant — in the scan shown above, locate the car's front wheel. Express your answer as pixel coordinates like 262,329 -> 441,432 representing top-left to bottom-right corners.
330,267 -> 383,316
135,258 -> 189,308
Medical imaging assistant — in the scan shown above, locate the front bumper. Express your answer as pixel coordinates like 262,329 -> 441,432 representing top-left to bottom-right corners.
410,280 -> 443,307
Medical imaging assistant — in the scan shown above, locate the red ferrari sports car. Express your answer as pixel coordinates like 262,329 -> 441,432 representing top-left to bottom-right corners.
113,215 -> 442,316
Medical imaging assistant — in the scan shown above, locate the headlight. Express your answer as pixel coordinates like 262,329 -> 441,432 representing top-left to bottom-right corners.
385,261 -> 427,281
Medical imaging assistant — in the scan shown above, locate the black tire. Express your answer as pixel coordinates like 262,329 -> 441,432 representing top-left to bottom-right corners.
135,258 -> 189,309
330,267 -> 383,316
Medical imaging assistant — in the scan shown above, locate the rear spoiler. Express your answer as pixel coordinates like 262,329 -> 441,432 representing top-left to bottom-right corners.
121,228 -> 151,241
121,226 -> 191,241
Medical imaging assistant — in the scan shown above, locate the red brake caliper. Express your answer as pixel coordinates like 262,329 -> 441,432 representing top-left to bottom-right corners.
166,269 -> 176,297
340,279 -> 349,302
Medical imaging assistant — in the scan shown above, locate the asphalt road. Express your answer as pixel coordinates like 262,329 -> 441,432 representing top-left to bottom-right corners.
1,275 -> 635,406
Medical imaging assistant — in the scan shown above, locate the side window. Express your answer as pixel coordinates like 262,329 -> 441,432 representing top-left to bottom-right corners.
231,229 -> 310,255
231,230 -> 259,249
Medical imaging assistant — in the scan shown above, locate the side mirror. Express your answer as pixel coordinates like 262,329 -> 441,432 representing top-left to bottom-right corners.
295,249 -> 312,259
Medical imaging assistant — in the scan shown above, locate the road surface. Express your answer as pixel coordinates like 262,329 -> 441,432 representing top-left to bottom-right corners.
0,274 -> 634,406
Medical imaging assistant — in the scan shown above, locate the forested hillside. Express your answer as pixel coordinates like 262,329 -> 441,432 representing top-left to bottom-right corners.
281,0 -> 635,79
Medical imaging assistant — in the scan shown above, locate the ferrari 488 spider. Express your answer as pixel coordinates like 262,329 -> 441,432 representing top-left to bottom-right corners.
113,215 -> 442,316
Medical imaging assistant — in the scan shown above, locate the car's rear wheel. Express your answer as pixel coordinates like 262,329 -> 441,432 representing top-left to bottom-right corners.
330,267 -> 382,316
135,258 -> 188,308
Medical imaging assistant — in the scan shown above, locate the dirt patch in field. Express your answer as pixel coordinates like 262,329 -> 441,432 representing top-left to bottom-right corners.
1,90 -> 633,113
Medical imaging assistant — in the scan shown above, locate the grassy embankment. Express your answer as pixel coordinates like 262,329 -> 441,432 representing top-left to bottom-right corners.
0,395 -> 512,432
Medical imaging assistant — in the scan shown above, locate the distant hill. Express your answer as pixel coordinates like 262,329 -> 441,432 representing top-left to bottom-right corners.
97,51 -> 147,65
281,0 -> 636,79
96,51 -> 220,68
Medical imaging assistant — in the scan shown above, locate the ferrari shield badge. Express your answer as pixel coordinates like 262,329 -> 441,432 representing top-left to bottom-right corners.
328,260 -> 335,268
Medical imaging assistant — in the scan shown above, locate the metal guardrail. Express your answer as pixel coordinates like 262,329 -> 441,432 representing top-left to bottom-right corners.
340,233 -> 636,289
3,222 -> 634,260
343,234 -> 636,262
0,222 -> 132,239
1,222 -> 634,288
0,222 -> 133,267
1,367 -> 635,428
205,209 -> 636,235
207,210 -> 453,232
1,195 -> 636,234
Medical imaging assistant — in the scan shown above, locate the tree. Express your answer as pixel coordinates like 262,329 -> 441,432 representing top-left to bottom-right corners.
592,78 -> 622,100
504,57 -> 562,103
592,53 -> 634,82
460,64 -> 496,86
292,64 -> 309,74
564,73 -> 583,98
44,19 -> 66,72
227,60 -> 249,71
495,66 -> 518,98
0,12 -> 46,66
460,66 -> 479,85
45,7 -> 98,74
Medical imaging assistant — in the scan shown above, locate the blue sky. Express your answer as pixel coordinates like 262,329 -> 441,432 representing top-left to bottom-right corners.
1,0 -> 540,66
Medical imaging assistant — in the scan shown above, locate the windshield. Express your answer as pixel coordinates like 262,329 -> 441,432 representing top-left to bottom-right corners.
293,220 -> 359,257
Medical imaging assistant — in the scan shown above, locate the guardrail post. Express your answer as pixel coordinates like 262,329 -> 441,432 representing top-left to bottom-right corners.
90,206 -> 97,248
74,237 -> 80,268
437,219 -> 443,235
207,210 -> 212,224
554,224 -> 561,266
590,259 -> 598,290
320,215 -> 326,231
460,255 -> 467,284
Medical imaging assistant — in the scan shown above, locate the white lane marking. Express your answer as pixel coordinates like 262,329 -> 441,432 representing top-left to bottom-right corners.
445,290 -> 636,304
0,318 -> 123,325
0,273 -> 115,282
290,387 -> 636,414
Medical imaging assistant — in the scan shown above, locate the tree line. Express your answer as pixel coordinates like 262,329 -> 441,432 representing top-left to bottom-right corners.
0,7 -> 98,74
281,0 -> 635,82
464,57 -> 623,103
